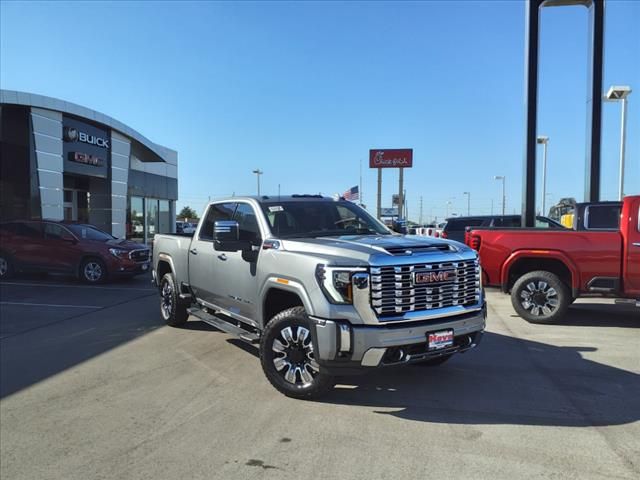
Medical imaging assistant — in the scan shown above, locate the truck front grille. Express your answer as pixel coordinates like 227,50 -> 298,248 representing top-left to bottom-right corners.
370,259 -> 480,316
129,249 -> 150,262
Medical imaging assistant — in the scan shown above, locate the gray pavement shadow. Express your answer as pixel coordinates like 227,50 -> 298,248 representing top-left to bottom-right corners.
0,294 -> 160,399
509,303 -> 639,328
319,332 -> 640,427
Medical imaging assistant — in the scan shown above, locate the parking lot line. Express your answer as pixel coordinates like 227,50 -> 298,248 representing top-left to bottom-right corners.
0,282 -> 154,292
0,302 -> 101,309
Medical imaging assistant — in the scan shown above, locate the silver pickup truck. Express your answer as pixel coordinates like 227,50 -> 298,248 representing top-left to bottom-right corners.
152,195 -> 486,399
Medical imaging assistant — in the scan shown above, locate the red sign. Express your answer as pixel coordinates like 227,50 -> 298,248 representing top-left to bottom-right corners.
369,149 -> 413,168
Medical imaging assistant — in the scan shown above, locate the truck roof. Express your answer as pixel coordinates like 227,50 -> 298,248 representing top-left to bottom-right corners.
215,194 -> 337,204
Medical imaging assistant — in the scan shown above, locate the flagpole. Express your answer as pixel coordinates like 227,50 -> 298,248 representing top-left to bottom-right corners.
359,159 -> 363,207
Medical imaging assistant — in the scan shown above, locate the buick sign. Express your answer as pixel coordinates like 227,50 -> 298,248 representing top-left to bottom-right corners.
64,127 -> 109,149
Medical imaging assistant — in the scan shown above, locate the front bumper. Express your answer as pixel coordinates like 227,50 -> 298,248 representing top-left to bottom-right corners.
311,303 -> 486,372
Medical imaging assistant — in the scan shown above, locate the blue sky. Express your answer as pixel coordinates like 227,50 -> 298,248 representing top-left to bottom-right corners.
1,0 -> 638,221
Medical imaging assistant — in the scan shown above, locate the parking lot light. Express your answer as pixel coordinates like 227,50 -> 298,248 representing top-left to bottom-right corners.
604,86 -> 632,200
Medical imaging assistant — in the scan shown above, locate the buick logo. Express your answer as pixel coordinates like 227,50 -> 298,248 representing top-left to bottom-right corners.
413,271 -> 452,285
64,127 -> 78,142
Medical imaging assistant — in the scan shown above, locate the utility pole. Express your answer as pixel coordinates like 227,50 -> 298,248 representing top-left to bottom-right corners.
419,196 -> 423,225
359,159 -> 363,207
252,169 -> 263,196
463,192 -> 470,216
398,168 -> 404,220
494,176 -> 506,216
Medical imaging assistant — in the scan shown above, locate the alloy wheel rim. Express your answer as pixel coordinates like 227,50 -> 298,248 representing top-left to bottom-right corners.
161,281 -> 173,318
84,262 -> 102,282
272,325 -> 319,386
0,258 -> 7,276
520,280 -> 559,316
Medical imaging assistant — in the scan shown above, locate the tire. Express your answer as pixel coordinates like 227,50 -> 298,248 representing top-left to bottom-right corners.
412,354 -> 453,367
0,252 -> 13,279
511,270 -> 570,324
159,273 -> 189,327
260,306 -> 335,399
80,258 -> 107,284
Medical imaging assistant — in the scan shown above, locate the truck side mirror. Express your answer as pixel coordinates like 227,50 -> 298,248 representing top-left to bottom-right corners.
213,220 -> 250,252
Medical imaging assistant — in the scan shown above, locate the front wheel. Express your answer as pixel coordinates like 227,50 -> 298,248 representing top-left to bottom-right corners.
511,271 -> 570,324
159,273 -> 189,327
0,253 -> 13,279
260,306 -> 335,399
80,258 -> 107,284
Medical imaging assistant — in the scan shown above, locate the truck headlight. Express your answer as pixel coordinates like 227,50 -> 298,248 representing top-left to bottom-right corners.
109,248 -> 129,259
315,264 -> 366,304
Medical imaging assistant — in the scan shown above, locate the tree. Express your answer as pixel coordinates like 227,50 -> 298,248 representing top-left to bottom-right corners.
178,206 -> 198,220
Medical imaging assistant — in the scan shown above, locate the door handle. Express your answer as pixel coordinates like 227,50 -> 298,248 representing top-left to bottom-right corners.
633,242 -> 640,247
189,248 -> 198,255
218,253 -> 227,261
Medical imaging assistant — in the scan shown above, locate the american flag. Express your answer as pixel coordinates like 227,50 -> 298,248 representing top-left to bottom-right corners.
343,185 -> 359,201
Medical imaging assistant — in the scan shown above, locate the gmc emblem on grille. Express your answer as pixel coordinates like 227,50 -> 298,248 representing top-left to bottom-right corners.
413,271 -> 452,284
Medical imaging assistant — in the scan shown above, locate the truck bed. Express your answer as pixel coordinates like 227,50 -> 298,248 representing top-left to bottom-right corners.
467,228 -> 622,292
152,234 -> 192,285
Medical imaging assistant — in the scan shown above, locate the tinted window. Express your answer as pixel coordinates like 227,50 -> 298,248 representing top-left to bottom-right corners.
200,203 -> 236,240
586,205 -> 621,230
492,216 -> 521,228
13,222 -> 42,238
444,218 -> 486,231
261,201 -> 389,238
44,223 -> 74,240
234,203 -> 261,245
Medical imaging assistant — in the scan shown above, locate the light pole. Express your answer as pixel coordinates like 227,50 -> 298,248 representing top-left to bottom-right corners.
537,136 -> 549,215
252,169 -> 263,196
463,192 -> 470,215
494,176 -> 506,216
604,86 -> 632,200
446,200 -> 452,218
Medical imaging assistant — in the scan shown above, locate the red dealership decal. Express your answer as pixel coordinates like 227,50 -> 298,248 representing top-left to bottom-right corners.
369,149 -> 413,168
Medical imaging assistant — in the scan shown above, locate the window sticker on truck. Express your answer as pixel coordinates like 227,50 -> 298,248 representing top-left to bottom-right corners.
268,206 -> 284,212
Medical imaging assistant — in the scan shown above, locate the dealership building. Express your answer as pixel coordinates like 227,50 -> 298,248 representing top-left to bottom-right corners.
0,89 -> 178,242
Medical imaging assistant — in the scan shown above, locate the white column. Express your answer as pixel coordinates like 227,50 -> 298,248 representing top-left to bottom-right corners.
31,108 -> 63,220
110,131 -> 130,238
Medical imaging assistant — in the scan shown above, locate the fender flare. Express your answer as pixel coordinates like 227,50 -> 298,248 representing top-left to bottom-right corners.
258,276 -> 315,326
501,250 -> 580,294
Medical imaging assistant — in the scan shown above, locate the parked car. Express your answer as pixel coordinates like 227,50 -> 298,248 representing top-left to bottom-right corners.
0,220 -> 150,283
442,214 -> 564,243
176,221 -> 196,235
465,195 -> 640,324
152,195 -> 486,399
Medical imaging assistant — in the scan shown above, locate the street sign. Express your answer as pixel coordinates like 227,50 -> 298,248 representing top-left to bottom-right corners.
380,207 -> 399,217
369,149 -> 413,168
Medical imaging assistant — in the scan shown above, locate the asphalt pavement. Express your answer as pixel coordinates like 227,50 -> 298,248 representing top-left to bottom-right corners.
0,275 -> 638,480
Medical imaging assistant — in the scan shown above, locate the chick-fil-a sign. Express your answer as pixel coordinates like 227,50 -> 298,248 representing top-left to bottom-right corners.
369,149 -> 413,168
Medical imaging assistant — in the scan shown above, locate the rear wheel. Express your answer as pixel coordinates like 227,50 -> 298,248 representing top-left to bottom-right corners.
260,306 -> 334,399
159,273 -> 189,327
511,270 -> 570,324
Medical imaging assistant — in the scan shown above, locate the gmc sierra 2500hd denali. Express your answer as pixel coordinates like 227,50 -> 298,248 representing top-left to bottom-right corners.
152,195 -> 486,399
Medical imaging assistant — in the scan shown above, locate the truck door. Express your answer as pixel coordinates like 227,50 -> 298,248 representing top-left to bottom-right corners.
624,198 -> 640,296
220,202 -> 263,321
188,202 -> 237,307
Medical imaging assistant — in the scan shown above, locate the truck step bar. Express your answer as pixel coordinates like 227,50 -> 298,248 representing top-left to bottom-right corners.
187,306 -> 260,344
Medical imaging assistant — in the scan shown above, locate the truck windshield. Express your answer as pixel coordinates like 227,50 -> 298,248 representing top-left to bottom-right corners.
261,201 -> 391,238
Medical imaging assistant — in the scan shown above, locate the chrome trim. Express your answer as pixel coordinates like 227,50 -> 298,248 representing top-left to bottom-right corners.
361,348 -> 387,367
129,248 -> 150,262
198,298 -> 260,328
338,323 -> 351,353
352,270 -> 483,325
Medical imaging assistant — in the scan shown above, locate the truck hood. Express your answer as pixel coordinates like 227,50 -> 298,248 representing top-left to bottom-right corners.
280,234 -> 475,265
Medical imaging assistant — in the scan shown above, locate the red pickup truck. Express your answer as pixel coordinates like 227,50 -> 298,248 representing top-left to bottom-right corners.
466,195 -> 640,323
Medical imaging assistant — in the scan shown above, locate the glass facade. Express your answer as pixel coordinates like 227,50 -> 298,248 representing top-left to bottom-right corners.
126,196 -> 173,243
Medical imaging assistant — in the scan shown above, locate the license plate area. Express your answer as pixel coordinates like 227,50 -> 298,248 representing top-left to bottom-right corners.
427,329 -> 454,351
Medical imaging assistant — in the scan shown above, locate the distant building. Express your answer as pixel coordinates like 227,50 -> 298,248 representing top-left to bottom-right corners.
1,90 -> 178,243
